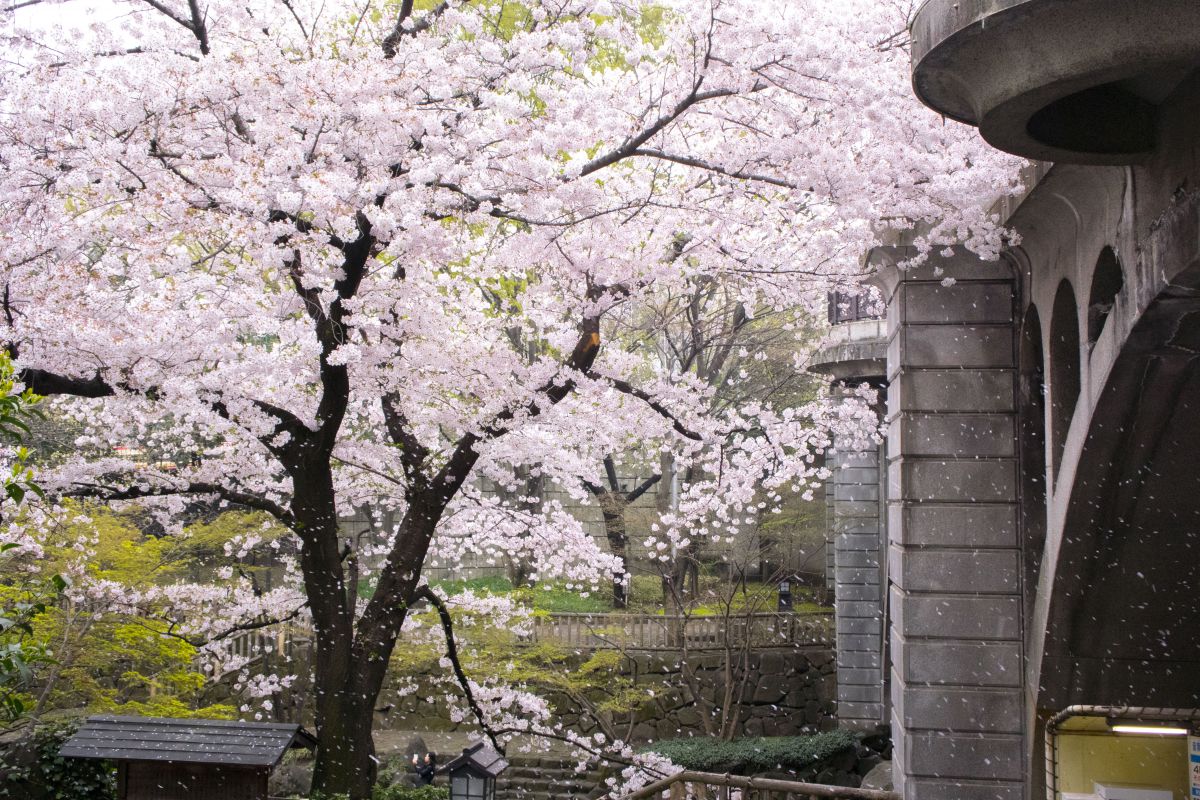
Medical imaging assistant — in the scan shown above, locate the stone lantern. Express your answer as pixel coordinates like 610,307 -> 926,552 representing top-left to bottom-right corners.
442,741 -> 508,800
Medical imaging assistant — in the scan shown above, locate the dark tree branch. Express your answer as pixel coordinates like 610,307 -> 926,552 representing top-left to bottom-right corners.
577,80 -> 762,178
70,480 -> 296,527
625,472 -> 662,504
411,585 -> 505,754
584,370 -> 702,441
630,148 -> 797,189
19,368 -> 115,398
185,0 -> 210,55
138,0 -> 195,33
603,455 -> 620,493
381,393 -> 430,486
381,0 -> 450,56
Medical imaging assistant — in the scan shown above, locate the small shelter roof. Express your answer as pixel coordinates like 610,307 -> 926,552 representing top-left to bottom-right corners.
59,715 -> 317,768
440,742 -> 508,778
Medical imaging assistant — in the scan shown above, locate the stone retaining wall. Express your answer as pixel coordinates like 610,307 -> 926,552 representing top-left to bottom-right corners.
380,646 -> 836,743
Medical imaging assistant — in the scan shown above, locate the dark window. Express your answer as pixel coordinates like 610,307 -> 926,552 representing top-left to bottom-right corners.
827,290 -> 883,324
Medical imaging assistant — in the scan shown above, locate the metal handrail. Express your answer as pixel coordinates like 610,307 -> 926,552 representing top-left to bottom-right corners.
620,770 -> 900,800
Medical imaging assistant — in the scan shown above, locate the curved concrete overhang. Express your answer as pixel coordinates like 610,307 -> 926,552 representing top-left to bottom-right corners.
911,0 -> 1200,164
809,319 -> 887,383
1034,264 -> 1200,709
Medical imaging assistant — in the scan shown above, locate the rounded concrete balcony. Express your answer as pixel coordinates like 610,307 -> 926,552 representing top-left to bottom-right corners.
809,318 -> 887,383
911,0 -> 1200,164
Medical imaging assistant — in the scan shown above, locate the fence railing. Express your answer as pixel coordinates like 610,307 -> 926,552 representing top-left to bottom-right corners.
621,771 -> 900,800
526,611 -> 833,650
203,611 -> 833,678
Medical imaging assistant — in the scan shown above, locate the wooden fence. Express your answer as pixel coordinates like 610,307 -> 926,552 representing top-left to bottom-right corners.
526,611 -> 833,650
204,611 -> 833,677
620,771 -> 899,800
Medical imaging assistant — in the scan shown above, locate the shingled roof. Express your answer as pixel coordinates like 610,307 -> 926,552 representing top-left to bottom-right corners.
59,715 -> 317,767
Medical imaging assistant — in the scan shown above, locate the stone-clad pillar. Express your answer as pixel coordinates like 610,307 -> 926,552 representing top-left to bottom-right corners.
832,396 -> 887,731
881,252 -> 1026,800
825,462 -> 837,593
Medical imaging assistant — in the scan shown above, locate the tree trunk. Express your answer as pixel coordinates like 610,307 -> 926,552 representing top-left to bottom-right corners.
309,683 -> 378,799
598,492 -> 629,609
289,463 -> 381,799
310,492 -> 446,799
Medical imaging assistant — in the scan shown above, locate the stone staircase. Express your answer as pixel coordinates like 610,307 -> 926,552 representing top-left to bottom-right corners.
495,755 -> 611,800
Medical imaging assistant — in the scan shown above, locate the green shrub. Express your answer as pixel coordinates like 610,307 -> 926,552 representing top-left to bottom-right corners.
372,785 -> 450,800
644,731 -> 857,776
0,720 -> 116,799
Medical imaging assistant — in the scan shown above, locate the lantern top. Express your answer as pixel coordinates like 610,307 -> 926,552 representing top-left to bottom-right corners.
441,741 -> 508,778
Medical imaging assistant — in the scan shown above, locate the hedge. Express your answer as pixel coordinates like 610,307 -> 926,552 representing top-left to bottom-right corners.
644,730 -> 858,776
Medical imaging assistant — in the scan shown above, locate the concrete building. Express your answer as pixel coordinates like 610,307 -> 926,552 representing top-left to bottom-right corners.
819,2 -> 1200,797
811,295 -> 889,734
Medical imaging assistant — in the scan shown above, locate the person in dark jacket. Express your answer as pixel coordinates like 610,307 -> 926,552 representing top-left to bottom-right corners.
412,751 -> 437,785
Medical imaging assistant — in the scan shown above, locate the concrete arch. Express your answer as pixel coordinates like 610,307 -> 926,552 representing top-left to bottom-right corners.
1035,259 -> 1200,710
1048,281 -> 1081,481
1087,247 -> 1123,347
1017,305 -> 1048,643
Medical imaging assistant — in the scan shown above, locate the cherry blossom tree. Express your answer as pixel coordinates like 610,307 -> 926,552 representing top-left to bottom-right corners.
0,0 -> 1021,794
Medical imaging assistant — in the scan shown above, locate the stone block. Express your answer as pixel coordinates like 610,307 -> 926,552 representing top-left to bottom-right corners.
904,732 -> 1023,780
838,702 -> 885,722
890,324 -> 1015,370
888,503 -> 1018,547
891,548 -> 1019,593
835,482 -> 880,502
837,450 -> 880,468
894,685 -> 1023,734
839,684 -> 882,703
905,779 -> 1026,800
889,413 -> 1016,458
836,549 -> 880,569
833,500 -> 882,518
836,585 -> 882,602
838,634 -> 881,651
837,616 -> 883,636
758,651 -> 787,675
836,466 -> 880,485
836,533 -> 882,551
839,667 -> 881,685
887,369 -> 1014,413
837,650 -> 882,669
834,517 -> 883,535
901,281 -> 1016,325
892,592 -> 1022,642
836,600 -> 883,619
896,253 -> 1015,284
893,638 -> 1022,687
836,567 -> 880,586
888,458 -> 1016,503
891,590 -> 1021,640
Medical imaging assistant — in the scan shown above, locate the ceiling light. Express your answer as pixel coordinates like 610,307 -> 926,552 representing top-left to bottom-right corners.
1107,720 -> 1190,736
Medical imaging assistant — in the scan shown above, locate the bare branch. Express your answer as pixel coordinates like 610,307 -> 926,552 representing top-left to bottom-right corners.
70,480 -> 296,527
585,370 -> 702,441
411,585 -> 505,754
630,148 -> 798,189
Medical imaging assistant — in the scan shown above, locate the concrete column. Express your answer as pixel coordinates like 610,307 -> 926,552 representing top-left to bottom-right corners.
882,253 -> 1026,800
832,397 -> 887,731
825,460 -> 837,593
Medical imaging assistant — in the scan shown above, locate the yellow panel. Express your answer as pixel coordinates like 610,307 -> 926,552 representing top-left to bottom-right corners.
1058,732 -> 1187,798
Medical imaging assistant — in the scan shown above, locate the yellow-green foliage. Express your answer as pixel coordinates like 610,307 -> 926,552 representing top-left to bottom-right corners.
392,610 -> 649,723
7,505 -> 283,720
